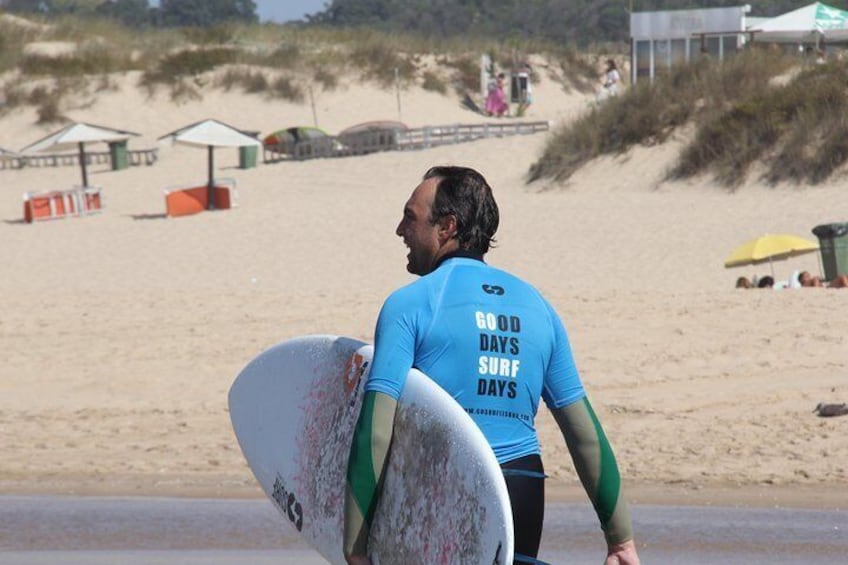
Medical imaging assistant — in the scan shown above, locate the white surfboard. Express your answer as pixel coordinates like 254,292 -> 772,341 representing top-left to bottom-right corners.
229,335 -> 513,565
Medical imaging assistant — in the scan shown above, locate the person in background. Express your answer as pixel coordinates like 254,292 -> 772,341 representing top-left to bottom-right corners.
735,276 -> 753,289
516,62 -> 533,116
798,271 -> 824,287
597,59 -> 621,102
800,270 -> 848,288
829,274 -> 848,288
486,73 -> 510,117
343,166 -> 640,565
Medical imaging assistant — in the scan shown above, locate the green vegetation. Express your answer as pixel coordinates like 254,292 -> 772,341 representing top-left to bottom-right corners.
0,10 -> 584,107
2,1 -> 823,45
34,87 -> 65,123
313,67 -> 338,91
5,4 -> 848,186
269,75 -> 304,103
349,38 -> 419,87
19,47 -> 129,76
2,0 -> 257,28
309,1 -> 819,47
439,55 -> 480,95
675,60 -> 848,186
421,70 -> 447,94
529,48 -> 848,188
215,66 -> 268,93
139,46 -> 237,86
0,15 -> 41,72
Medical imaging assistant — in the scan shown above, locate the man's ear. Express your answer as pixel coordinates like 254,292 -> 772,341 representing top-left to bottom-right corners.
437,214 -> 458,243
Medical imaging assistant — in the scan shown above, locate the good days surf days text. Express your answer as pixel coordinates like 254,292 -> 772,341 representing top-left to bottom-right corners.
475,311 -> 521,397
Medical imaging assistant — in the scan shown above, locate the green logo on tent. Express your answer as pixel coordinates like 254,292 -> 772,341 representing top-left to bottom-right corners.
816,3 -> 848,30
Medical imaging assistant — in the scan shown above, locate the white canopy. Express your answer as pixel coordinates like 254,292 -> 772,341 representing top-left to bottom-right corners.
752,2 -> 848,43
20,122 -> 138,154
158,119 -> 261,149
19,122 -> 139,187
158,119 -> 260,211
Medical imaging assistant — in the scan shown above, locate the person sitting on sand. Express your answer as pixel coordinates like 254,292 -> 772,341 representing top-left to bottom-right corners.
485,73 -> 509,118
827,273 -> 848,288
799,270 -> 848,288
757,276 -> 774,288
799,271 -> 824,287
736,276 -> 753,288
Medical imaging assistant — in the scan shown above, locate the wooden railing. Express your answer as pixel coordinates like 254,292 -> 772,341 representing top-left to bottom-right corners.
0,148 -> 159,170
396,121 -> 550,150
263,121 -> 550,163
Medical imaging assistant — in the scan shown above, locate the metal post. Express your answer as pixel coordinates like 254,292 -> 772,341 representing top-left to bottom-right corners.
395,68 -> 402,121
309,86 -> 318,127
207,145 -> 215,210
78,142 -> 88,187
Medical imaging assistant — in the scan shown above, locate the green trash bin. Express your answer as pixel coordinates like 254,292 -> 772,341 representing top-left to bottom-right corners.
109,140 -> 128,171
239,145 -> 257,169
812,222 -> 848,281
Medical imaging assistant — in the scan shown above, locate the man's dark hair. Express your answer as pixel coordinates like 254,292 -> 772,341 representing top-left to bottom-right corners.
423,166 -> 499,255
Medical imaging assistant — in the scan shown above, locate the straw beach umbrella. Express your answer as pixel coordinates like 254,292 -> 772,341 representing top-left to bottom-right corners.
159,119 -> 261,210
19,122 -> 139,187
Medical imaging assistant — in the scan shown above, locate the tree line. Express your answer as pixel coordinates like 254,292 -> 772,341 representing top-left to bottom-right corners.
0,0 -> 258,27
2,1 -> 846,44
308,1 -> 848,46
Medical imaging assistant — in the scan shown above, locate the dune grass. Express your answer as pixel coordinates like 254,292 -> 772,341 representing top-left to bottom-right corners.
529,47 -> 848,188
673,59 -> 848,186
5,12 -> 846,187
0,16 -> 42,72
1,14 -> 598,110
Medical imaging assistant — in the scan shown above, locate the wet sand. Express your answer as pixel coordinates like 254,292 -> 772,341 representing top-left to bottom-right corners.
1,495 -> 845,564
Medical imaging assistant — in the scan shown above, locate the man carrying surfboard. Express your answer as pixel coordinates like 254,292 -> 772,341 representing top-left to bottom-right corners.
344,166 -> 640,565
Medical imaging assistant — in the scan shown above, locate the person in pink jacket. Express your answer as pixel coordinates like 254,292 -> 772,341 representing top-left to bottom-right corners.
486,73 -> 509,117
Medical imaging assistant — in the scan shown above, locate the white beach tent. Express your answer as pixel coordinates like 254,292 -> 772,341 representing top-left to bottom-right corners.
752,2 -> 848,43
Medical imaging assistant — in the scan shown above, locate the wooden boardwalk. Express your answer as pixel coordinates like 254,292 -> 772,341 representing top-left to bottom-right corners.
1,121 -> 549,170
0,148 -> 159,171
263,120 -> 550,163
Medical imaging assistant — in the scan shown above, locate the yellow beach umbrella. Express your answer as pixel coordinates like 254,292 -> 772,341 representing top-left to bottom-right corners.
724,233 -> 819,277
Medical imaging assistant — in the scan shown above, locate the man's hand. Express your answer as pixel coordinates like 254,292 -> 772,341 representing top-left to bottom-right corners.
604,539 -> 640,565
345,555 -> 372,565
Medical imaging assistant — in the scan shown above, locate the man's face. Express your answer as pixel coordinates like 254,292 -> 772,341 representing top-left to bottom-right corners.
395,178 -> 443,276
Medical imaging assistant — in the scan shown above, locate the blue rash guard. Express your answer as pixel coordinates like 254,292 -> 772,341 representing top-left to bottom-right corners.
365,254 -> 587,464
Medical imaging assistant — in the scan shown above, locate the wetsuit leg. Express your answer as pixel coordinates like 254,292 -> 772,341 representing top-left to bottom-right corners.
501,454 -> 545,565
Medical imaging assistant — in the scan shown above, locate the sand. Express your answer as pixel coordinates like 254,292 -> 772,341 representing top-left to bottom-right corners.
1,57 -> 846,510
